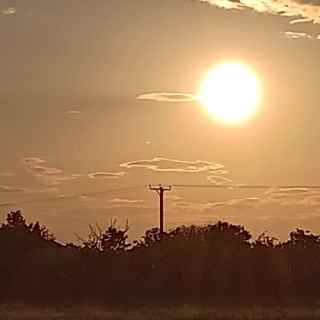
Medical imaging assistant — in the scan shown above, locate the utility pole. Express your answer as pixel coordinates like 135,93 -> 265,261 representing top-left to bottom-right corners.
149,184 -> 171,236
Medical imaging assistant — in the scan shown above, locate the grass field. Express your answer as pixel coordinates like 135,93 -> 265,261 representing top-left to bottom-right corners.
1,304 -> 320,320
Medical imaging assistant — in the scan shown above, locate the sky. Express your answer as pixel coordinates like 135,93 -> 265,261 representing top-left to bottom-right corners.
0,0 -> 320,243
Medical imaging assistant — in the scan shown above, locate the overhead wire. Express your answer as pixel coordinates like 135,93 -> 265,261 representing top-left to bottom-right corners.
1,183 -> 320,208
0,185 -> 146,208
172,184 -> 320,189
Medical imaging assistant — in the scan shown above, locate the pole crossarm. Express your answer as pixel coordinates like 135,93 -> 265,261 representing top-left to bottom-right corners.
149,185 -> 171,193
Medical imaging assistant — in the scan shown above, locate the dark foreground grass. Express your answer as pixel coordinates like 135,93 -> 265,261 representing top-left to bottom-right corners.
1,303 -> 320,320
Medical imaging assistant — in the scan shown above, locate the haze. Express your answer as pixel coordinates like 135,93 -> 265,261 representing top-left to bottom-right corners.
0,0 -> 320,242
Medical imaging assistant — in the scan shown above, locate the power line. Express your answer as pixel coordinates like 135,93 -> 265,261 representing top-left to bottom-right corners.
0,185 -> 146,208
172,184 -> 320,189
1,183 -> 320,209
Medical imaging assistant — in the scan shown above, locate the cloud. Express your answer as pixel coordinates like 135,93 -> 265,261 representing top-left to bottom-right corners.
168,195 -> 260,214
199,0 -> 320,24
207,175 -> 233,185
107,198 -> 147,208
120,157 -> 224,173
283,31 -> 315,39
0,185 -> 26,193
22,157 -> 79,186
303,195 -> 320,207
23,157 -> 125,185
226,197 -> 261,206
200,0 -> 242,9
108,198 -> 145,204
265,187 -> 311,200
171,200 -> 214,212
276,187 -> 310,193
79,196 -> 148,210
23,157 -> 46,165
88,172 -> 125,179
169,187 -> 320,219
166,194 -> 184,201
203,189 -> 320,219
137,92 -> 197,102
1,7 -> 16,16
29,166 -> 63,176
165,187 -> 320,240
170,196 -> 303,228
65,110 -> 81,115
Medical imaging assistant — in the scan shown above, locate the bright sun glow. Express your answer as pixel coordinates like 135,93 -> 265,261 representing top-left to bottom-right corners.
198,62 -> 262,124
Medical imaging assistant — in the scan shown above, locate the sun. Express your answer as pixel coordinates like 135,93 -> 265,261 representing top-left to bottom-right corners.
198,62 -> 262,124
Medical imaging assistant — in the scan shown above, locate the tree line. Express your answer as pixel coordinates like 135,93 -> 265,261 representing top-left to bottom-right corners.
0,210 -> 319,303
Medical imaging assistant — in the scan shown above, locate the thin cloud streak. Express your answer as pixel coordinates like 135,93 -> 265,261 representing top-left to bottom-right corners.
207,175 -> 233,185
199,0 -> 320,24
65,110 -> 81,115
88,172 -> 125,179
0,185 -> 27,193
108,198 -> 145,204
120,157 -> 224,173
1,7 -> 16,16
22,157 -> 80,186
106,198 -> 147,209
283,31 -> 315,39
168,190 -> 320,226
137,92 -> 197,102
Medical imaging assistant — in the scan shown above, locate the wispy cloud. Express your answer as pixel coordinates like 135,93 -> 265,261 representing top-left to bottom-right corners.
171,196 -> 262,214
88,172 -> 125,180
303,195 -> 320,207
137,92 -> 197,102
207,175 -> 233,185
107,198 -> 147,209
169,186 -> 320,218
28,165 -> 63,176
199,0 -> 320,24
171,200 -> 214,212
166,194 -> 184,201
78,195 -> 148,210
65,110 -> 81,115
1,7 -> 16,16
120,157 -> 224,173
22,157 -> 79,186
264,187 -> 311,200
283,31 -> 315,39
0,185 -> 26,193
168,193 -> 320,230
200,0 -> 242,9
108,198 -> 144,204
23,157 -> 46,165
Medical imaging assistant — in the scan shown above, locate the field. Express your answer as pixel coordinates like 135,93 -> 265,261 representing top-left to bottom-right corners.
1,304 -> 320,320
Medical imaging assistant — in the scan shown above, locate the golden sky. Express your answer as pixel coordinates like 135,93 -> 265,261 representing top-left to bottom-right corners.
0,0 -> 320,242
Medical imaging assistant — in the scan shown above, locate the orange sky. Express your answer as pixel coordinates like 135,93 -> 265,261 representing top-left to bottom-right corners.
0,0 -> 320,242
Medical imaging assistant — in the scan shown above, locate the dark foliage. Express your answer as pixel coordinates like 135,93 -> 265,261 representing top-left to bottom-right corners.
0,210 -> 320,303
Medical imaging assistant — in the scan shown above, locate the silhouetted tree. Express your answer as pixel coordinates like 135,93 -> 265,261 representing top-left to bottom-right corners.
2,210 -> 28,231
102,219 -> 129,253
80,220 -> 129,253
1,210 -> 320,303
30,221 -> 55,241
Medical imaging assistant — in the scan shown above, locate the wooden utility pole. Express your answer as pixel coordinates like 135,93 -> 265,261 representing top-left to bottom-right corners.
149,184 -> 171,236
